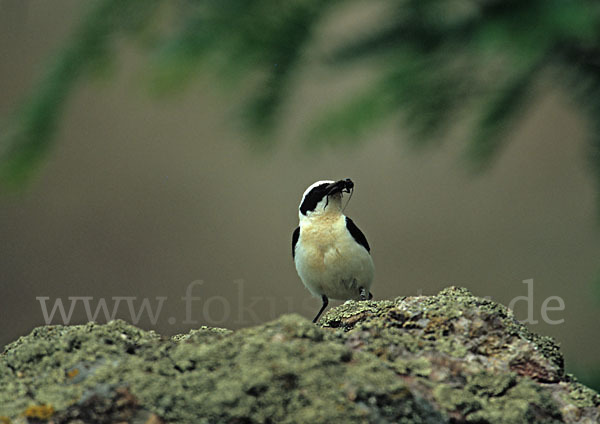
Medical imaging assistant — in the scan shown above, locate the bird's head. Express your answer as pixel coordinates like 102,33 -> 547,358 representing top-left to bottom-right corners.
298,179 -> 354,220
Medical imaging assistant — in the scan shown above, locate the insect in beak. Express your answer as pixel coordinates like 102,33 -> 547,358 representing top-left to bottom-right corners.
324,178 -> 354,209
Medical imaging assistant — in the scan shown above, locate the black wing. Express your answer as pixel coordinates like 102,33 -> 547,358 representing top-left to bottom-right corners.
292,226 -> 300,258
345,217 -> 370,253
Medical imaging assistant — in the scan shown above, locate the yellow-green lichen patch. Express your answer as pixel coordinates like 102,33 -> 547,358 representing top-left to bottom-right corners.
318,286 -> 597,423
466,372 -> 517,397
0,315 -> 445,423
561,375 -> 600,408
392,357 -> 432,377
433,378 -> 562,424
23,404 -> 54,420
0,287 -> 598,423
319,299 -> 395,329
170,326 -> 232,343
0,320 -> 161,417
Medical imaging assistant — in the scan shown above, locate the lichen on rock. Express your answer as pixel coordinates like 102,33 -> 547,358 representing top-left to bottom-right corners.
0,287 -> 598,423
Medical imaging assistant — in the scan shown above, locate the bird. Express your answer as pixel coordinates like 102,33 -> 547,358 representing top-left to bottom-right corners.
292,178 -> 374,323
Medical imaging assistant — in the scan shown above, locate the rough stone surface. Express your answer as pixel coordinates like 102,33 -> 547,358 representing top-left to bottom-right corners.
0,287 -> 598,423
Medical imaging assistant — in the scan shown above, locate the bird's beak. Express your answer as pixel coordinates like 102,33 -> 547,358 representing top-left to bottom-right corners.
326,181 -> 342,196
326,178 -> 353,196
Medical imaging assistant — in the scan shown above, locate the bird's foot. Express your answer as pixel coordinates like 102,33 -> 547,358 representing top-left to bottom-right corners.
359,287 -> 368,301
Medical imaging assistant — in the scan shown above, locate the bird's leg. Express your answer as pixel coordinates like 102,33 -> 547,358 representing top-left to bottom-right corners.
359,287 -> 368,301
313,295 -> 328,323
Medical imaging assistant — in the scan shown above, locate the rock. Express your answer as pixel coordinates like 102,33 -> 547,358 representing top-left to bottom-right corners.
0,287 -> 598,423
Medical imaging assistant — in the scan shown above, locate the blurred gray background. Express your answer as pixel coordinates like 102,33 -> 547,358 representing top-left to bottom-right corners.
1,0 -> 599,377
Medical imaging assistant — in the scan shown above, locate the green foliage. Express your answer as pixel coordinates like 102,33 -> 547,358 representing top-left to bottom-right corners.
149,0 -> 331,134
1,0 -> 162,185
3,0 -> 600,185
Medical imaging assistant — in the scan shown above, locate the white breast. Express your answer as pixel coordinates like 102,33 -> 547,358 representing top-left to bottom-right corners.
294,214 -> 374,300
